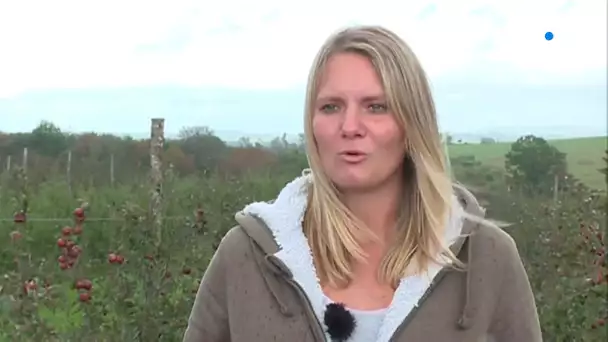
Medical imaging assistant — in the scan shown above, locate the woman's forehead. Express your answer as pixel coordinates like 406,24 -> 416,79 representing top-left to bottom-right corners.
314,53 -> 386,99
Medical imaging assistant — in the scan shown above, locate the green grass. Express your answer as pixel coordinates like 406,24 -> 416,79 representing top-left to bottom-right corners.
448,136 -> 607,190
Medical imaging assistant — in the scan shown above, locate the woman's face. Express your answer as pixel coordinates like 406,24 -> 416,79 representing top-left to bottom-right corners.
312,52 -> 406,192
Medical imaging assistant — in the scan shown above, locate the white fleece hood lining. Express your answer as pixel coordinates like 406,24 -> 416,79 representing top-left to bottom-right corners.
243,174 -> 465,342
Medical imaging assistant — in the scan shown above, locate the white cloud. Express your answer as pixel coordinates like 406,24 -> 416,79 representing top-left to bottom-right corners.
0,0 -> 605,97
481,1 -> 607,75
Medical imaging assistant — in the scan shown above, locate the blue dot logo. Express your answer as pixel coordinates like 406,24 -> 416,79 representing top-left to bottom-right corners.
545,32 -> 554,40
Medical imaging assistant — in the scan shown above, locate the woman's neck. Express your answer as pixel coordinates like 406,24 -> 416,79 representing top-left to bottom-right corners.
341,177 -> 404,244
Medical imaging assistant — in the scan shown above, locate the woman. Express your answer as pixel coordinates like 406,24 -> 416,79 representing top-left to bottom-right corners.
183,25 -> 542,342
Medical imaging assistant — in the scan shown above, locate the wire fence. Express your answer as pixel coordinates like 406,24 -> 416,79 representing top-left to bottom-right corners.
0,119 -> 198,239
0,215 -> 195,223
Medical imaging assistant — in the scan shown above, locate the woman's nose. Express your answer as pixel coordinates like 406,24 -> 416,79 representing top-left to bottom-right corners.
339,108 -> 364,138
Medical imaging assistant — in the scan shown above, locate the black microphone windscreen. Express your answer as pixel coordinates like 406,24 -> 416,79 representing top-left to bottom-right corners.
324,302 -> 356,341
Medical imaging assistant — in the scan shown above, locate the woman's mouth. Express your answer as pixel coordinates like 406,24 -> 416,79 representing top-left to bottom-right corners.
338,151 -> 367,163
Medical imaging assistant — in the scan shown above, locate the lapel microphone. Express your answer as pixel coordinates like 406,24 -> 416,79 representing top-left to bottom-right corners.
324,303 -> 356,342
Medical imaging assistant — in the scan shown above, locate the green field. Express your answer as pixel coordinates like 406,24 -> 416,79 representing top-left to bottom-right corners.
448,136 -> 607,190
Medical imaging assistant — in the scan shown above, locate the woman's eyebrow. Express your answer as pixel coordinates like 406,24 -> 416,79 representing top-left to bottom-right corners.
316,94 -> 386,103
315,95 -> 343,104
360,95 -> 386,102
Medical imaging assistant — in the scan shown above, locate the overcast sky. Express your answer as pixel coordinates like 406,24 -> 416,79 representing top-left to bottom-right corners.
1,0 -> 606,139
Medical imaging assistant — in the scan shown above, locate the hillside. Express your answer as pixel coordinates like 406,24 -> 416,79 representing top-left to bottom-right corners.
449,136 -> 606,190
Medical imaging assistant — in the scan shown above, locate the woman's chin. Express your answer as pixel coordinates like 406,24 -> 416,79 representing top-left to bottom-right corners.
332,174 -> 374,192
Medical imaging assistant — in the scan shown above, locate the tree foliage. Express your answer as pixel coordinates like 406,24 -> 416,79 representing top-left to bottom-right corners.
480,137 -> 496,144
0,121 -> 304,185
505,135 -> 568,195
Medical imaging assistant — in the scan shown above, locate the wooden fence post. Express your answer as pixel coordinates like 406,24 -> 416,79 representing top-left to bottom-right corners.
67,150 -> 72,197
150,118 -> 165,249
110,153 -> 115,187
553,174 -> 559,204
22,147 -> 28,173
442,132 -> 453,180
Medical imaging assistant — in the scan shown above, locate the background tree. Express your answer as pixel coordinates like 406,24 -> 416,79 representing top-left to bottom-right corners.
505,135 -> 567,195
28,121 -> 70,158
176,126 -> 228,173
480,137 -> 496,144
237,136 -> 253,148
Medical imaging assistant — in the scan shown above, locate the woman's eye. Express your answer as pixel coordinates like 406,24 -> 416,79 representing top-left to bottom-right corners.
319,104 -> 340,113
368,103 -> 388,113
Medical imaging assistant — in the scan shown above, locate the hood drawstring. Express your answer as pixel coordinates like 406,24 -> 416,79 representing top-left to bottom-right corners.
247,237 -> 294,317
457,234 -> 475,329
454,187 -> 485,330
238,213 -> 297,317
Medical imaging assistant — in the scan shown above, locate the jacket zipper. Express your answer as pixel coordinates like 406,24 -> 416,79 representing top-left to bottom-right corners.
388,268 -> 450,341
287,268 -> 450,342
286,279 -> 327,342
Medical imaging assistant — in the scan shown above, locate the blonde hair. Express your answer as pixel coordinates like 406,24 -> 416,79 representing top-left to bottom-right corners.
303,25 -> 462,288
